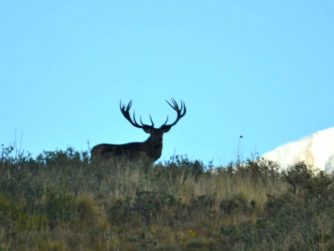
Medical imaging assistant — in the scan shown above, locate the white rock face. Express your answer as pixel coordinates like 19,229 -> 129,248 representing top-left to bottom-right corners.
262,127 -> 334,173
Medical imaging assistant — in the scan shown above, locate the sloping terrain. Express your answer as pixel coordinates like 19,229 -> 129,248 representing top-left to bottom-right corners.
1,146 -> 334,250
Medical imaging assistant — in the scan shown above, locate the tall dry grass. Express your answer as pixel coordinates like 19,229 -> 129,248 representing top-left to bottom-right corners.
1,146 -> 334,250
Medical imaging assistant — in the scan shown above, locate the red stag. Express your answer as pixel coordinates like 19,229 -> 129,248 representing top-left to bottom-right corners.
91,99 -> 186,162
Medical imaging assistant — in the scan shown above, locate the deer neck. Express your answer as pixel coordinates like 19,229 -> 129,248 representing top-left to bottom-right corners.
143,134 -> 163,160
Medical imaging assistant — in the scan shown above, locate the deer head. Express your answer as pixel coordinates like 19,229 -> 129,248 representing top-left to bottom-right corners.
91,99 -> 186,162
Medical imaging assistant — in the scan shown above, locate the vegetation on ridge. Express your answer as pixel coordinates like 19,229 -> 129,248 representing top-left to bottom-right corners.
1,145 -> 334,250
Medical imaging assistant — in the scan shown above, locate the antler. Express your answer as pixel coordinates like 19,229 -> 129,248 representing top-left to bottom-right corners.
120,99 -> 186,131
161,98 -> 187,129
120,100 -> 155,129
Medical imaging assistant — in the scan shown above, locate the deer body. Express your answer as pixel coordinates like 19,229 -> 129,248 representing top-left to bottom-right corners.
91,135 -> 163,161
91,99 -> 186,162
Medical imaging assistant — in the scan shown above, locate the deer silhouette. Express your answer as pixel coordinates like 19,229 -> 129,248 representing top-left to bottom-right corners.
91,99 -> 186,162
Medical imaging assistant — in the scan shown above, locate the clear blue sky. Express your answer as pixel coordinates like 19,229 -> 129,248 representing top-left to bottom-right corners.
1,1 -> 334,165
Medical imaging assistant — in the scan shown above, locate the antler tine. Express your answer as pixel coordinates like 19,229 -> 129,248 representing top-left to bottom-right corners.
120,100 -> 143,129
166,98 -> 176,110
149,115 -> 155,126
139,115 -> 154,127
181,100 -> 186,115
172,98 -> 178,108
120,100 -> 155,129
132,112 -> 140,126
126,100 -> 132,111
120,100 -> 131,111
161,116 -> 169,126
162,98 -> 186,128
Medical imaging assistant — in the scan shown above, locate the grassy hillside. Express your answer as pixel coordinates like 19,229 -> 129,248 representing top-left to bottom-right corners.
1,145 -> 334,250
